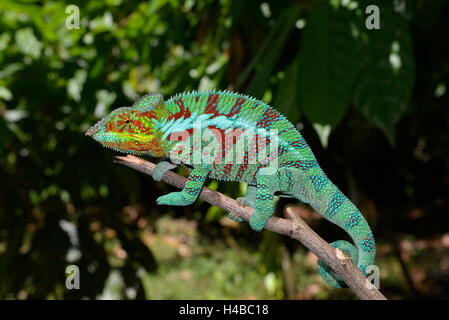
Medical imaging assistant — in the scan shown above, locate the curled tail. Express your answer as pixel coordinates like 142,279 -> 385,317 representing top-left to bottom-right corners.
305,174 -> 376,288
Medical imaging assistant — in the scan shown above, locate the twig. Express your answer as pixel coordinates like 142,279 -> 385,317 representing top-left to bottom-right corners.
113,154 -> 387,300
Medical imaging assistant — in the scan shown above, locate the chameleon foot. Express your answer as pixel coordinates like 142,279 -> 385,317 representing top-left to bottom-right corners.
156,192 -> 193,206
152,161 -> 177,181
249,209 -> 271,232
237,196 -> 255,208
228,212 -> 243,222
236,185 -> 257,208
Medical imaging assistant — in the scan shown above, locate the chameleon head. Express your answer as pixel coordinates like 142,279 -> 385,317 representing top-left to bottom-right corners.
85,94 -> 167,157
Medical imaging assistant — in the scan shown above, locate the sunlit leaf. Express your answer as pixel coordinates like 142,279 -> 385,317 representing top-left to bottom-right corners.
15,28 -> 42,59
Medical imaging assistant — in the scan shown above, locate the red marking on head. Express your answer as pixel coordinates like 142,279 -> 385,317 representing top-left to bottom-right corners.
149,138 -> 163,156
139,111 -> 155,118
107,111 -> 138,133
132,111 -> 156,135
105,121 -> 114,132
116,119 -> 133,133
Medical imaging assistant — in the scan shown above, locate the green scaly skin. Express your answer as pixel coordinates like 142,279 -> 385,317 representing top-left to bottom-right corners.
86,90 -> 376,288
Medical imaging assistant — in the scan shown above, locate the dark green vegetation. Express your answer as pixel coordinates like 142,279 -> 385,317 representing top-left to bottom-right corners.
0,0 -> 448,299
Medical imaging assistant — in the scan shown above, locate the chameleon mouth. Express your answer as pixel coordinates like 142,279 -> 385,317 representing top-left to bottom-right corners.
85,118 -> 107,137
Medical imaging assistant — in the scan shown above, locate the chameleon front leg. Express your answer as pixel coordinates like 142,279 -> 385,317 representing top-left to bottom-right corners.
156,165 -> 209,206
152,160 -> 177,181
229,184 -> 257,222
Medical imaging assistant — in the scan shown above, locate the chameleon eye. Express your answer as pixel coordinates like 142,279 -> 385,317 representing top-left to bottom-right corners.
125,120 -> 130,124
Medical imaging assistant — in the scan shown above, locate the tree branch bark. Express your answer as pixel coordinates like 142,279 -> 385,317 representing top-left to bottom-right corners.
113,154 -> 387,300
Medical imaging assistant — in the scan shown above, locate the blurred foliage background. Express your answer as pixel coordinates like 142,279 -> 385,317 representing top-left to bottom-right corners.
0,0 -> 448,299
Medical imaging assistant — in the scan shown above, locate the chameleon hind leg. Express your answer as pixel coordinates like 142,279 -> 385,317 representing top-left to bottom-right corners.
156,165 -> 209,206
229,184 -> 257,222
249,167 -> 296,231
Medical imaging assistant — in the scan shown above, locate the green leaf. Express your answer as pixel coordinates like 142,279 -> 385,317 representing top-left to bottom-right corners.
297,1 -> 358,128
0,87 -> 13,101
239,7 -> 301,98
274,59 -> 301,124
0,0 -> 59,42
353,1 -> 415,144
15,28 -> 42,59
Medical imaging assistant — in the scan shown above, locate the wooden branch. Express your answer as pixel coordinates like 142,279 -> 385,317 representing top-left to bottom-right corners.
113,154 -> 387,300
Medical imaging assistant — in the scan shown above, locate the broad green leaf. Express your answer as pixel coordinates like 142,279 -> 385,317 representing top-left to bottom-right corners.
297,1 -> 358,128
235,22 -> 280,89
353,1 -> 415,144
274,59 -> 301,124
238,8 -> 301,98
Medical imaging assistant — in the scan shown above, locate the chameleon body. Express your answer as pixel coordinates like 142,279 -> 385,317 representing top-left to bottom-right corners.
86,90 -> 375,288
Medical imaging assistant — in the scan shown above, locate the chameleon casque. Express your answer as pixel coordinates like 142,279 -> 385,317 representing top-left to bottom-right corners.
86,90 -> 375,288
